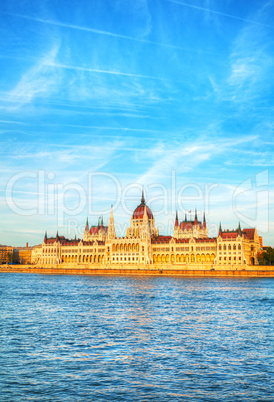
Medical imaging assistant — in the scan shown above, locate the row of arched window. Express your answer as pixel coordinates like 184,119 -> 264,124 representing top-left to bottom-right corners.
219,243 -> 241,251
43,247 -> 57,254
153,253 -> 215,264
112,243 -> 140,252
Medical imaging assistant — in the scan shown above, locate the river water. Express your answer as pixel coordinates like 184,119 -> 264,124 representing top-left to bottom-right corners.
0,273 -> 273,401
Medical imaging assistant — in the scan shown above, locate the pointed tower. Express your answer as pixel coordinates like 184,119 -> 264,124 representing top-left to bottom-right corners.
56,231 -> 59,240
194,208 -> 198,225
100,216 -> 103,230
141,205 -> 151,239
173,211 -> 180,238
141,188 -> 145,204
203,212 -> 206,229
175,211 -> 179,227
237,222 -> 241,233
219,223 -> 222,236
107,205 -> 116,239
85,217 -> 89,231
44,231 -> 47,243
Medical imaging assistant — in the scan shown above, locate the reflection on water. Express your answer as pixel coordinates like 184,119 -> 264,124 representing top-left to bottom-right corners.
0,274 -> 273,401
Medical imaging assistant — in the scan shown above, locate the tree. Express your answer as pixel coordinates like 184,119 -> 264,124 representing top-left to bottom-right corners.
258,247 -> 274,265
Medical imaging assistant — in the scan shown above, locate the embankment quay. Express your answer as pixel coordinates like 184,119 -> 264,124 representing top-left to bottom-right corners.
1,264 -> 273,277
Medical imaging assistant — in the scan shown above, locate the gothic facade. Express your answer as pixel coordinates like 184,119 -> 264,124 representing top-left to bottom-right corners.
38,192 -> 261,268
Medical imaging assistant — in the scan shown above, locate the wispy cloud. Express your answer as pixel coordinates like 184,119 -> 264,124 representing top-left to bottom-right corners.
166,0 -> 274,28
4,43 -> 61,109
219,2 -> 274,108
0,11 -> 216,55
136,134 -> 259,185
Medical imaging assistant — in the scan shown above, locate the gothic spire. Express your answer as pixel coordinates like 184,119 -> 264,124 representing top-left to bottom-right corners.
194,208 -> 198,225
141,188 -> 145,204
110,205 -> 114,221
219,222 -> 222,235
203,212 -> 206,228
175,210 -> 179,227
107,205 -> 116,239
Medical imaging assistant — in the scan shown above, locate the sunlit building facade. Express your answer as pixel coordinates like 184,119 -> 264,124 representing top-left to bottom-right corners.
37,192 -> 261,268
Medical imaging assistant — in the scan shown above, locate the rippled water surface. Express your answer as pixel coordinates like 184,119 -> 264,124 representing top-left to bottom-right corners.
0,273 -> 273,401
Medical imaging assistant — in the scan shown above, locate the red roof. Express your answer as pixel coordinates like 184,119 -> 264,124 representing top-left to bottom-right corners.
221,231 -> 240,239
152,236 -> 171,244
89,226 -> 108,235
132,203 -> 153,219
242,228 -> 255,240
174,238 -> 190,243
45,237 -> 78,245
180,221 -> 203,230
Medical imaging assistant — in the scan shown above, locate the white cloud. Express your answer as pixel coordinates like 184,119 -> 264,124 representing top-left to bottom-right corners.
5,43 -> 61,109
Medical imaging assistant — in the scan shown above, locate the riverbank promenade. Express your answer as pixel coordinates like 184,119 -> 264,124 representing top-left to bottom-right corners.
1,264 -> 273,277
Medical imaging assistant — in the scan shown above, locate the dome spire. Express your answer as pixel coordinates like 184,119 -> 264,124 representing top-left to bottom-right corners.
141,188 -> 145,204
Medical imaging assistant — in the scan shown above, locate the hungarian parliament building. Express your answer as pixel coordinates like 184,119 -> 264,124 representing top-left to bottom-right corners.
36,192 -> 261,268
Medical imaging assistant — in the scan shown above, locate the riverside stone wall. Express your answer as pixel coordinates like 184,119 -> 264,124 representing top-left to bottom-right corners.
1,264 -> 273,277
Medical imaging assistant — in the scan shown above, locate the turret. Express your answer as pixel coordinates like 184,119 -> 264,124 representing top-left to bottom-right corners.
44,231 -> 47,243
219,223 -> 222,236
107,205 -> 116,239
85,217 -> 89,231
175,210 -> 179,227
194,209 -> 198,225
141,205 -> 151,238
203,212 -> 206,229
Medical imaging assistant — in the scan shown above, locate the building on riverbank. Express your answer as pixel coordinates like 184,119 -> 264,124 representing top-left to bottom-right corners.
13,244 -> 32,264
0,245 -> 13,264
37,191 -> 261,268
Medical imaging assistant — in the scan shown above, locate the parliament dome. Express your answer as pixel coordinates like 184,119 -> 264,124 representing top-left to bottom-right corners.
132,192 -> 153,220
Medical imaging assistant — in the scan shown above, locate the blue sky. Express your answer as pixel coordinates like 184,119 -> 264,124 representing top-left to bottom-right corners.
0,0 -> 273,247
